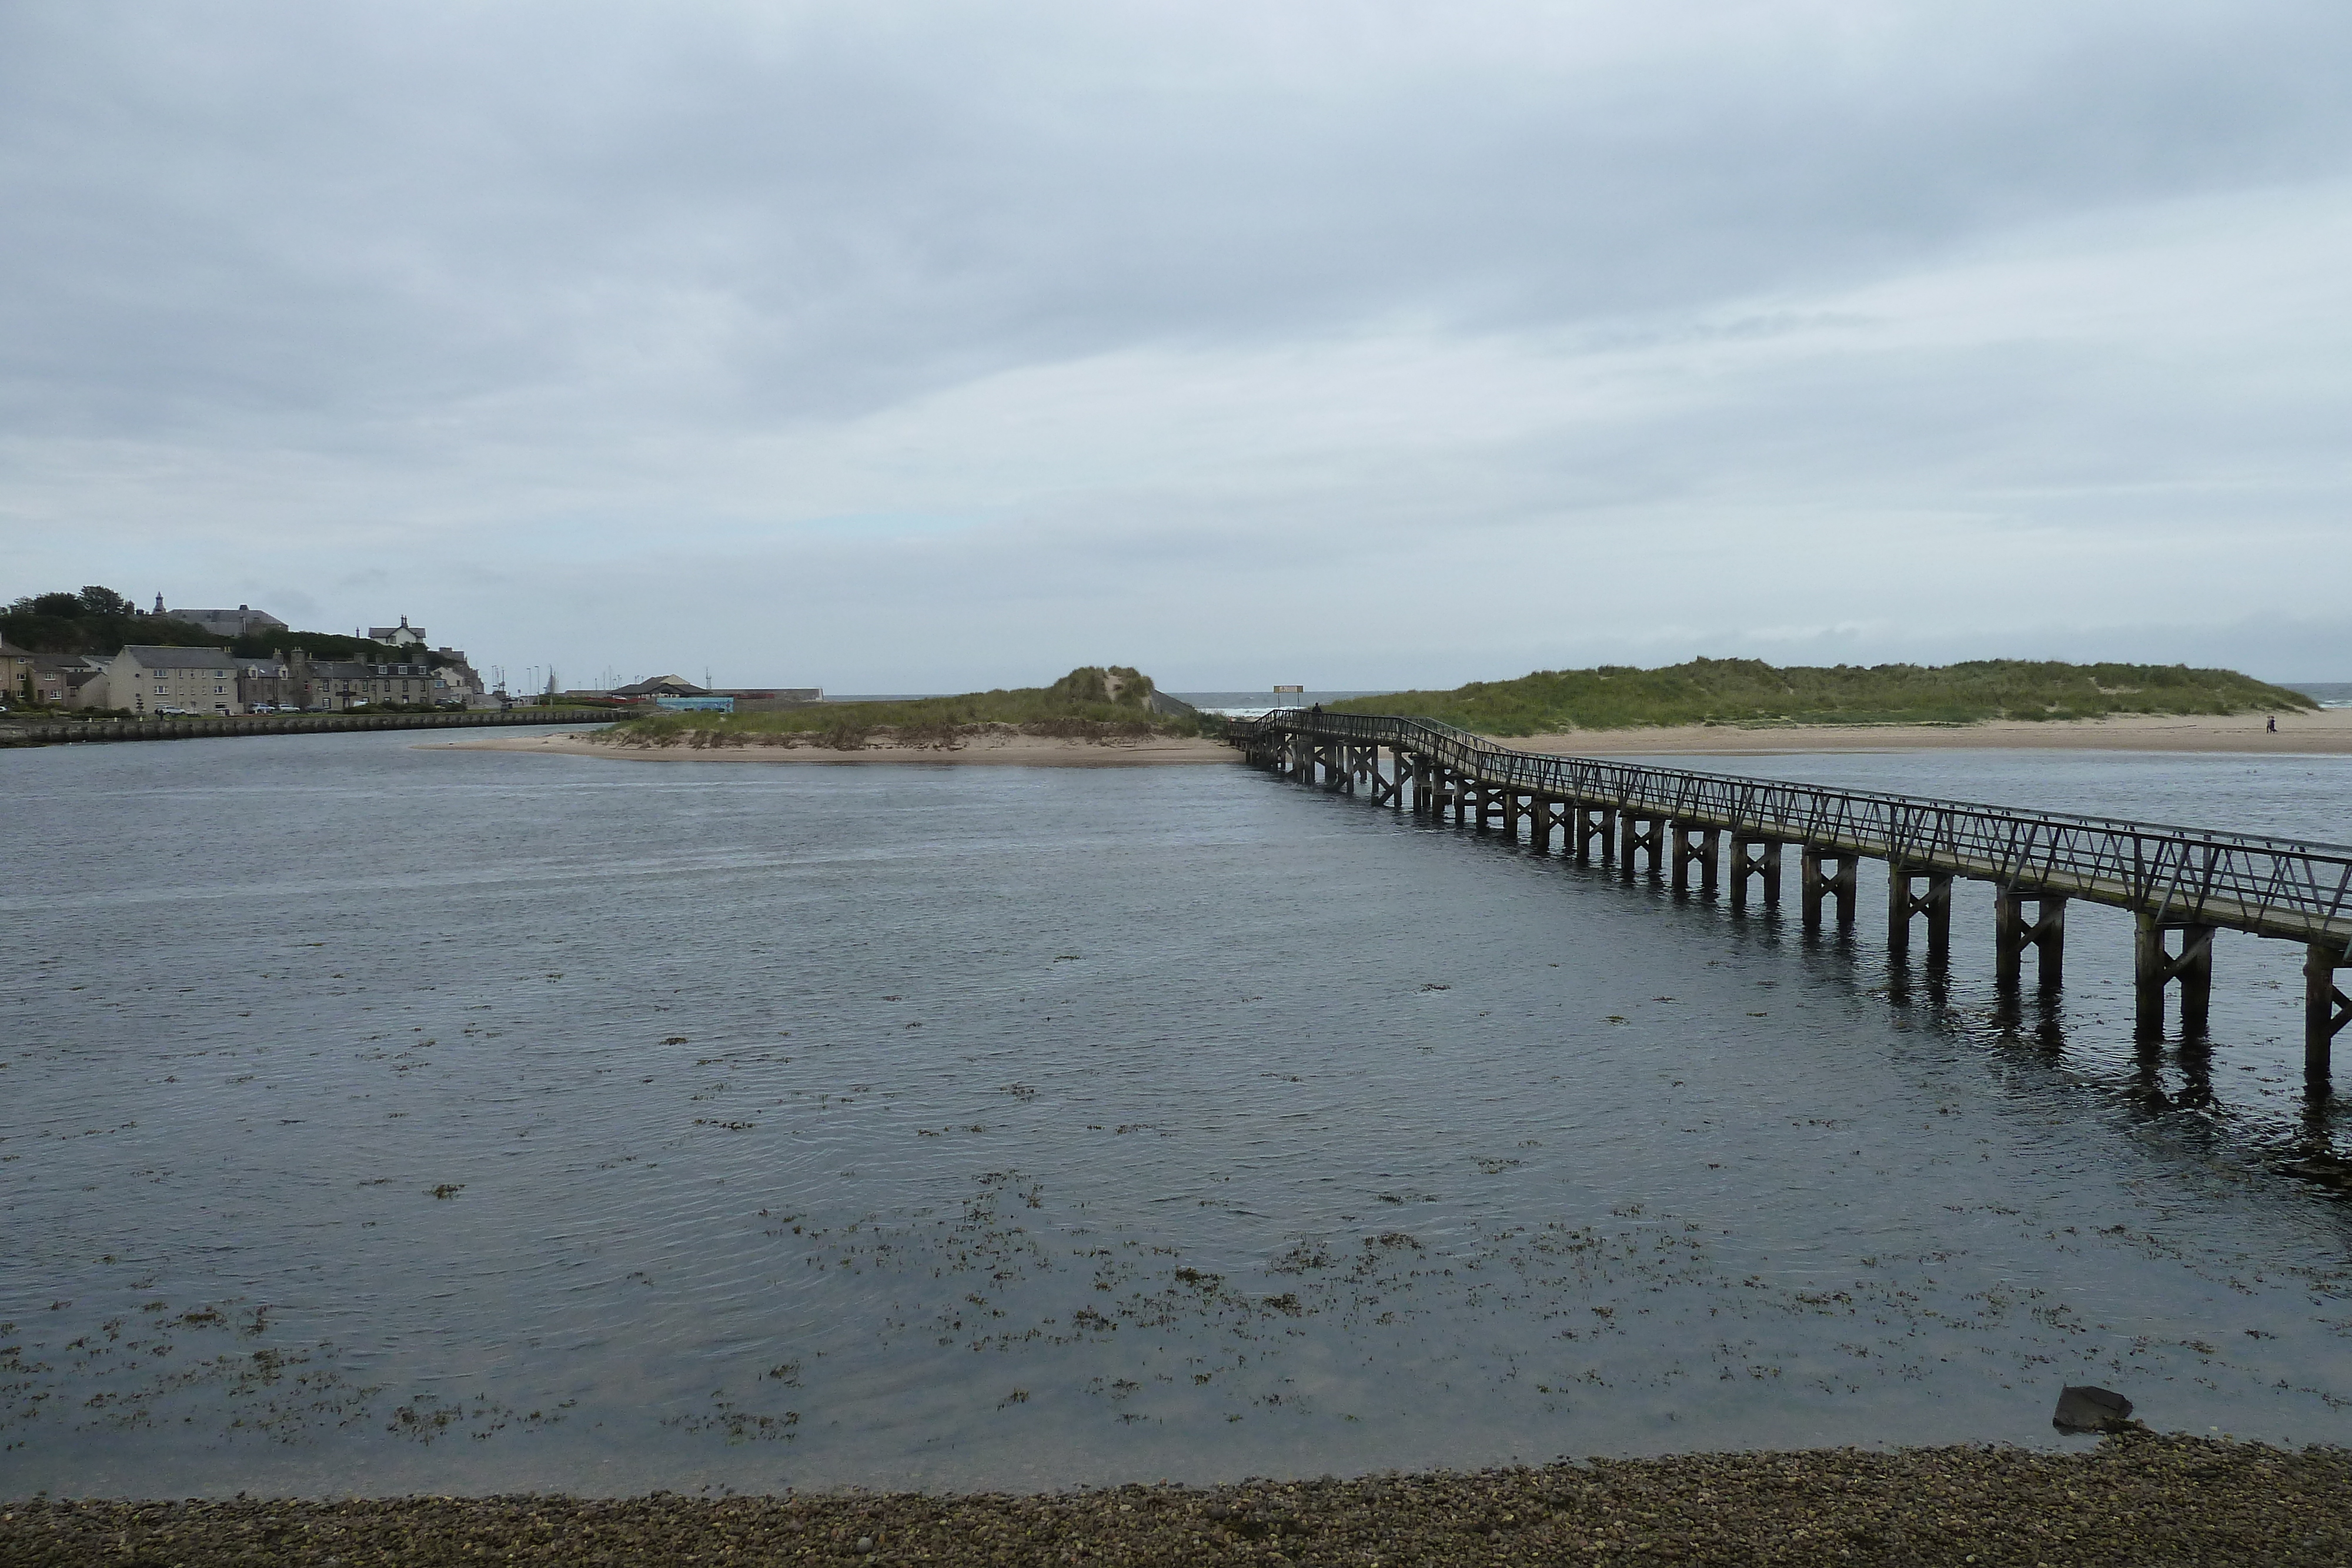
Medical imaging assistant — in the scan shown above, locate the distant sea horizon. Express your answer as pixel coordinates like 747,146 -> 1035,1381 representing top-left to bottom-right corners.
2281,681 -> 2352,708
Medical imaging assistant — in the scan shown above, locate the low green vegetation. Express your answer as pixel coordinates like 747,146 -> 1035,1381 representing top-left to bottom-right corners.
600,666 -> 1201,747
1,584 -> 427,663
1331,657 -> 2316,736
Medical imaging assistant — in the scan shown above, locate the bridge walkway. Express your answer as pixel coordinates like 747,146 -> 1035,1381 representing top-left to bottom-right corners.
1234,710 -> 2352,1078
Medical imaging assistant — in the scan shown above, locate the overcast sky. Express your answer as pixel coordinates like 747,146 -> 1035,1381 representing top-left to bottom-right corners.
4,2 -> 2348,691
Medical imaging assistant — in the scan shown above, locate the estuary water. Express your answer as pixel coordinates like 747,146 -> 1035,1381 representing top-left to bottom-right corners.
2,730 -> 2349,1498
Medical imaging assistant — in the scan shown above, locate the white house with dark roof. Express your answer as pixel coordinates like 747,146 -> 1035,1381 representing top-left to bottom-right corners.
109,646 -> 243,715
366,616 -> 427,648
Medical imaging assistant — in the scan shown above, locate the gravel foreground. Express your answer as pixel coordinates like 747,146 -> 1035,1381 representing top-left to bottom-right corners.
5,1433 -> 2347,1567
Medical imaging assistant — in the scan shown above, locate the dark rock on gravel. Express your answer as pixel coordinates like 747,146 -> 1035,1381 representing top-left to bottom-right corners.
2052,1385 -> 2134,1434
4,1431 -> 2347,1566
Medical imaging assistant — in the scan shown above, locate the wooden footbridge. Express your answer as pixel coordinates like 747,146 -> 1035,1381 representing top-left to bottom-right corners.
1232,710 -> 2352,1079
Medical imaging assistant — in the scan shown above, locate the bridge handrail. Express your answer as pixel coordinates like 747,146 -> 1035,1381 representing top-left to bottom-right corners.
1236,708 -> 2352,946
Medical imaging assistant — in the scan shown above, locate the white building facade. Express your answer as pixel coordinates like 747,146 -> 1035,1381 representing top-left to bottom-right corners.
111,646 -> 243,715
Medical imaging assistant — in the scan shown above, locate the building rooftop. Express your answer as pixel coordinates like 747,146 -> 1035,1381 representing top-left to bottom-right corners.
117,646 -> 235,670
613,674 -> 709,696
163,605 -> 288,634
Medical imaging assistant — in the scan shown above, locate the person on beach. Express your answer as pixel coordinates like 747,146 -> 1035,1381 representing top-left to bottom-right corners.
2269,716 -> 2278,733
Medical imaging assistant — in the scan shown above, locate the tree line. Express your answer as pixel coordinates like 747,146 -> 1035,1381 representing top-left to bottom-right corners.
2,586 -> 445,665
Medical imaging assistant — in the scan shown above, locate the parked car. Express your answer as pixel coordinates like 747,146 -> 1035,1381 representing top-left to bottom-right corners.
156,706 -> 195,716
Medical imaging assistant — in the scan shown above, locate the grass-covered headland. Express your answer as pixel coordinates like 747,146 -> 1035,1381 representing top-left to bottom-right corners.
595,666 -> 1202,750
1332,658 -> 2316,737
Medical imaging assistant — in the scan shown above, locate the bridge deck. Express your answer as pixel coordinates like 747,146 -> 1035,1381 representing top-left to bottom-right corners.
1242,711 -> 2352,952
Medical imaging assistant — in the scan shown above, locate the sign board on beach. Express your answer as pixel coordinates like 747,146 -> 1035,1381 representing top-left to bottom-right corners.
1274,685 -> 1304,695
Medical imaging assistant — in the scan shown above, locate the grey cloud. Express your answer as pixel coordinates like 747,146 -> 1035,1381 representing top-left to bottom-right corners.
4,2 -> 2350,686
8,1 -> 2350,437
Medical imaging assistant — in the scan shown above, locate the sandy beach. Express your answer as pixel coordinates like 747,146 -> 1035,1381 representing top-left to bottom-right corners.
430,728 -> 1240,765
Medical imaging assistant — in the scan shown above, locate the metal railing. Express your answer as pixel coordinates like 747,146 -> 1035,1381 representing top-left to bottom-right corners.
1236,710 -> 2352,951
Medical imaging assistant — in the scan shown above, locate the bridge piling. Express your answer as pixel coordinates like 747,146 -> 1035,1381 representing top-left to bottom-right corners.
1526,795 -> 1552,854
2135,915 -> 2216,1041
1800,846 -> 1856,932
1619,811 -> 1666,880
1994,891 -> 2068,991
1671,825 -> 1720,895
1572,804 -> 1615,865
1729,835 -> 1782,910
1237,710 -> 2352,1108
1887,862 -> 1954,966
2306,943 -> 2350,1079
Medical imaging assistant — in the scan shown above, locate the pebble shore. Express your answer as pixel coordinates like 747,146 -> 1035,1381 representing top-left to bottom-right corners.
5,1433 -> 2347,1566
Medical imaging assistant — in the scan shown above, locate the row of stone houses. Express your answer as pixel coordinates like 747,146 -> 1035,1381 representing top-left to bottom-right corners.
2,640 -> 491,715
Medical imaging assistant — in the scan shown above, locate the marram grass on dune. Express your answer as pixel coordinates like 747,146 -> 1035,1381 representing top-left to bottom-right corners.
1332,657 -> 2316,738
596,666 -> 1202,750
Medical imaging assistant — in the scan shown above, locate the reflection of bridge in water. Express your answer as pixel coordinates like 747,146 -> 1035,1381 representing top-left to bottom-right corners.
1233,710 -> 2352,1084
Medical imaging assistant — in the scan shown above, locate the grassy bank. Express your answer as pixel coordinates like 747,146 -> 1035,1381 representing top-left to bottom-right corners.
1331,658 -> 2317,737
5,1433 -> 2344,1566
596,666 -> 1202,750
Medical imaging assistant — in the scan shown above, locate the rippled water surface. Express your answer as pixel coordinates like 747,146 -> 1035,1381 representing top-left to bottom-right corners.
4,731 -> 2350,1497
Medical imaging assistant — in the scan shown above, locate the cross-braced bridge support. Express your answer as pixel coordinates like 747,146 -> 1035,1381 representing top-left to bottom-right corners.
1619,811 -> 1668,880
1671,824 -> 1720,896
1994,891 -> 2067,991
1423,763 -> 1461,821
1887,861 -> 1955,966
1523,794 -> 1558,854
1239,709 -> 2352,1088
1571,804 -> 1614,864
1800,845 -> 1856,932
2135,915 -> 2216,1041
1729,834 -> 1782,911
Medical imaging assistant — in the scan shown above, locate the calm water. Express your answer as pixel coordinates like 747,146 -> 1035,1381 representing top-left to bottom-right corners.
4,731 -> 2350,1499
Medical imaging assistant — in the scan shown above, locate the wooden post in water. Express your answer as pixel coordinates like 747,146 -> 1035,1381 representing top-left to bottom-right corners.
1800,845 -> 1856,932
1994,891 -> 2067,991
1527,796 -> 1552,854
1619,811 -> 1666,880
1886,861 -> 1953,965
2134,914 -> 2215,1041
1728,835 -> 1782,910
1573,803 -> 1615,865
1670,825 -> 1720,895
2306,942 -> 2351,1081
